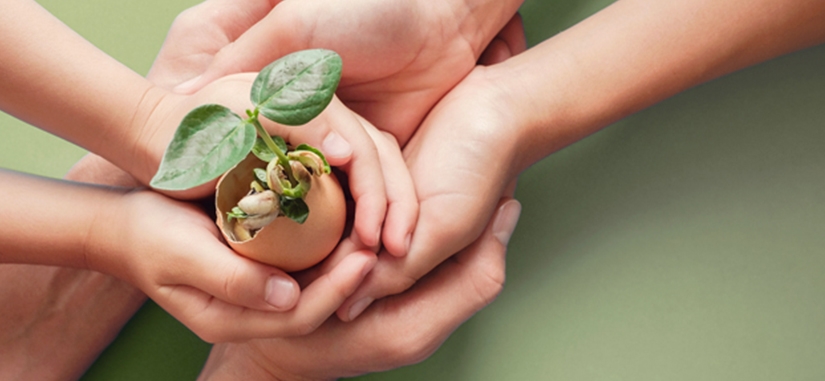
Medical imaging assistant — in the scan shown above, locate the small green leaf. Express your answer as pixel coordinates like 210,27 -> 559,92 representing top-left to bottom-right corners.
150,105 -> 256,190
253,168 -> 269,185
294,144 -> 331,174
251,135 -> 288,162
251,49 -> 342,126
280,197 -> 309,224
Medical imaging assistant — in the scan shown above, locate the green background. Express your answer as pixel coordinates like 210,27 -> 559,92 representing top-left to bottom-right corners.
2,0 -> 824,379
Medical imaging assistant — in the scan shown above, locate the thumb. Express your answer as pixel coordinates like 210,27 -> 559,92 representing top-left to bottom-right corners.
174,4 -> 308,94
173,236 -> 301,312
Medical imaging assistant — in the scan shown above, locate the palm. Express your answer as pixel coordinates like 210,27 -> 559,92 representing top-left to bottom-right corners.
190,0 -> 516,145
294,0 -> 480,144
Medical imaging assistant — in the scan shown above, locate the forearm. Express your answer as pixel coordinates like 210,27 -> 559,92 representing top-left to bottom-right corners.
498,0 -> 825,170
0,265 -> 145,381
0,169 -> 126,268
0,0 -> 164,181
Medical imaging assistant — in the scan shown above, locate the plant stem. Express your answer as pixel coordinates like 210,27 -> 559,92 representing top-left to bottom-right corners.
247,109 -> 295,183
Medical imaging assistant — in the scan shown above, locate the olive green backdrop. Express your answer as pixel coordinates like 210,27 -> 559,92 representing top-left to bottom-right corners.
2,0 -> 824,380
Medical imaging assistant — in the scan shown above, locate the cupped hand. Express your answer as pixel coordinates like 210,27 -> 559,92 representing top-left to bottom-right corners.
172,0 -> 523,144
84,187 -> 376,343
135,79 -> 415,251
334,15 -> 528,321
197,197 -> 521,381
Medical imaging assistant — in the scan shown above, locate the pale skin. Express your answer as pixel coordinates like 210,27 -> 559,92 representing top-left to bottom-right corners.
336,0 -> 825,321
0,3 -> 523,378
0,0 -> 422,344
164,0 -> 527,322
140,0 -> 825,323
173,0 -> 525,145
195,197 -> 521,381
5,0 -> 825,379
0,0 -> 414,251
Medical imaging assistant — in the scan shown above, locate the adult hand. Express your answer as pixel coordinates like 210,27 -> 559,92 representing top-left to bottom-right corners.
197,197 -> 521,381
137,1 -> 421,250
57,6 -> 387,344
172,0 -> 524,144
336,15 -> 528,321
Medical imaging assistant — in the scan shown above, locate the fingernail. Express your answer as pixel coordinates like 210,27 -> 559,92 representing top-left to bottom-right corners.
360,257 -> 377,278
492,200 -> 521,246
322,131 -> 352,159
348,297 -> 374,321
265,275 -> 297,309
173,74 -> 202,94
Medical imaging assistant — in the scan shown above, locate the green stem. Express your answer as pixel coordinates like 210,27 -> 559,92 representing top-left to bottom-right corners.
247,109 -> 294,181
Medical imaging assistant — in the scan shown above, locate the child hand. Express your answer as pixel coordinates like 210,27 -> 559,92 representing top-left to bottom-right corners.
86,188 -> 376,343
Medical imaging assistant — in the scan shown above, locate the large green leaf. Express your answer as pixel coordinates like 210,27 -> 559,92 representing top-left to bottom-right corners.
150,104 -> 256,190
251,49 -> 342,126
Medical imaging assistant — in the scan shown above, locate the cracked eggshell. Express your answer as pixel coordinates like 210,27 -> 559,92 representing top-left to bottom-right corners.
215,154 -> 346,272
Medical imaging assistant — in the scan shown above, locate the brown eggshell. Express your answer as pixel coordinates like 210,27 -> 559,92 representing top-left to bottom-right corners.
215,154 -> 346,272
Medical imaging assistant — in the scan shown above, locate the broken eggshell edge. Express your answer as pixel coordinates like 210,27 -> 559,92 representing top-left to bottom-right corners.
215,153 -> 346,272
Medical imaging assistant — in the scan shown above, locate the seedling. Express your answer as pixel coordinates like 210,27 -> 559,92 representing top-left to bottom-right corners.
150,49 -> 342,235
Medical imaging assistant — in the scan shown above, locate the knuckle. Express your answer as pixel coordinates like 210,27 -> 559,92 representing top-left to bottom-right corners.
221,263 -> 244,304
371,267 -> 418,298
170,7 -> 208,34
382,331 -> 441,366
289,319 -> 320,337
471,266 -> 506,307
190,320 -> 222,344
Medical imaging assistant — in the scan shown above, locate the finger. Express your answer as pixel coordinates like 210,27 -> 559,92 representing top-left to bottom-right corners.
335,195 -> 520,322
207,74 -> 355,165
155,251 -> 376,343
149,0 -> 282,89
163,228 -> 300,312
389,197 -> 520,328
499,13 -> 527,56
318,100 -> 387,249
340,197 -> 521,348
192,0 -> 282,43
174,2 -> 304,94
359,118 -> 419,257
293,235 -> 363,287
478,13 -> 526,66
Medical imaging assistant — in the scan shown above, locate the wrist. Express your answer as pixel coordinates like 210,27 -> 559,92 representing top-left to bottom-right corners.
462,64 -> 539,176
199,342 -> 336,381
123,85 -> 174,186
82,187 -> 134,279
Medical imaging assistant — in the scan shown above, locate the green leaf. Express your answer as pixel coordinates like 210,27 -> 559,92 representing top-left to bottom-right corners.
253,168 -> 269,185
251,49 -> 342,126
150,105 -> 256,190
295,143 -> 331,174
251,135 -> 288,162
280,196 -> 309,224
